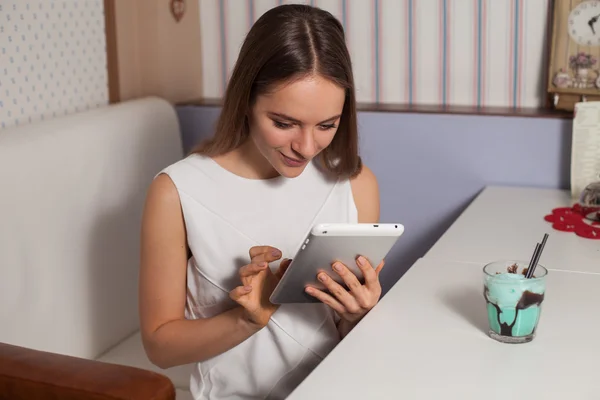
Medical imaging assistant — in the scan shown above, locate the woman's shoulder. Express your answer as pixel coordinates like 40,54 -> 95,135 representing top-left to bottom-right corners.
156,153 -> 217,184
350,163 -> 378,188
143,172 -> 183,230
161,152 -> 210,173
349,164 -> 380,223
146,153 -> 211,205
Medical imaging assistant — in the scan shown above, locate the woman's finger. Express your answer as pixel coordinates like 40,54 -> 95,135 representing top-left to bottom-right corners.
239,262 -> 268,278
249,245 -> 283,264
331,261 -> 362,293
356,255 -> 379,289
375,259 -> 385,275
229,285 -> 252,302
304,286 -> 346,315
316,272 -> 357,310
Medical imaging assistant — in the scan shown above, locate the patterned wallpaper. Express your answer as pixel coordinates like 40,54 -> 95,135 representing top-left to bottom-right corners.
0,0 -> 108,131
199,0 -> 550,108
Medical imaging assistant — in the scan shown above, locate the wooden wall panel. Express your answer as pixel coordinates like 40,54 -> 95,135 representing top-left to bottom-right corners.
106,0 -> 203,104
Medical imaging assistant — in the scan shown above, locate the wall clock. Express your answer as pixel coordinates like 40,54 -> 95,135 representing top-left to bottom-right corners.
547,0 -> 600,111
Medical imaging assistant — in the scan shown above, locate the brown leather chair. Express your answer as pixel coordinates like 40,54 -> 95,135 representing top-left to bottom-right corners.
0,342 -> 175,400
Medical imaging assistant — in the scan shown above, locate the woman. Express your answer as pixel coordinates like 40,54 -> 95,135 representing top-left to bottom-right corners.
139,4 -> 383,399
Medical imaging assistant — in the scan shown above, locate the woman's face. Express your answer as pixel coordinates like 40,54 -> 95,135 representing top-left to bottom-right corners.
248,74 -> 346,179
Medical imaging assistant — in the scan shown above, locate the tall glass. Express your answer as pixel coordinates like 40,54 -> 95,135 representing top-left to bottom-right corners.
483,260 -> 548,344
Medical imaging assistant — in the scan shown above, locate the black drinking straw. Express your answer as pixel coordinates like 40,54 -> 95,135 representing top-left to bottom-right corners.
526,243 -> 541,275
526,233 -> 549,279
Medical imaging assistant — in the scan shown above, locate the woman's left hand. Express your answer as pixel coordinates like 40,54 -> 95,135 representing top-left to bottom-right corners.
305,256 -> 385,325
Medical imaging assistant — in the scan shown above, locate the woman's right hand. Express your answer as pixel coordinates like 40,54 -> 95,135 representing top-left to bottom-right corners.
229,245 -> 292,329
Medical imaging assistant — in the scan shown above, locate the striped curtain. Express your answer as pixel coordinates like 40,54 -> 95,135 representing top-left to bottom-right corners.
200,0 -> 549,108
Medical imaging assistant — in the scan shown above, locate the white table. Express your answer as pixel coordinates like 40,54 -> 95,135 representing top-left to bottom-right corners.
287,258 -> 600,400
425,186 -> 600,274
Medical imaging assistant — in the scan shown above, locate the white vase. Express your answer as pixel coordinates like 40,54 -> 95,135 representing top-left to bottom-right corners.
577,68 -> 589,79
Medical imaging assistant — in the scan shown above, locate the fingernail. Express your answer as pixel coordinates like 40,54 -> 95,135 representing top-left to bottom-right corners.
318,273 -> 327,282
259,262 -> 267,268
244,285 -> 252,291
305,287 -> 313,294
357,256 -> 366,266
272,249 -> 281,257
333,262 -> 342,271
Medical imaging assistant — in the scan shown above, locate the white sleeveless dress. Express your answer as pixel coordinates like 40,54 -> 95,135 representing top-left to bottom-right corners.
159,154 -> 358,399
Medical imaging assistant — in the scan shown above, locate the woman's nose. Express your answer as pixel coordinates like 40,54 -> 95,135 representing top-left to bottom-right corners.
292,128 -> 317,158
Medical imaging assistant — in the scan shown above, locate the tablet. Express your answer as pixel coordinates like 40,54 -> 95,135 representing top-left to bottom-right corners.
269,223 -> 404,304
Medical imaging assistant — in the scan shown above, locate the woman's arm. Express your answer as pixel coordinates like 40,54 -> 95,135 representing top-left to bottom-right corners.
139,174 -> 261,369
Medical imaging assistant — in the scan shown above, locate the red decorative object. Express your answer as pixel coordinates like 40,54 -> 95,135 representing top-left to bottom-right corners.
170,0 -> 186,22
544,204 -> 600,240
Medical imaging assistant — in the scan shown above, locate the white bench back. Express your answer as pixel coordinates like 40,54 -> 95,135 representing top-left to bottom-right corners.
0,97 -> 184,359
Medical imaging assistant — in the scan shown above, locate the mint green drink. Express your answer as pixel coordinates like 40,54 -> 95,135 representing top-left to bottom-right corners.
483,260 -> 548,344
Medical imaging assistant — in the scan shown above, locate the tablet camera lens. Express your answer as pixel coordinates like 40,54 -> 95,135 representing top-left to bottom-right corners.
323,231 -> 327,234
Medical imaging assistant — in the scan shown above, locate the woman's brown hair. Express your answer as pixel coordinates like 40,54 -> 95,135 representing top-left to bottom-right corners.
192,4 -> 361,179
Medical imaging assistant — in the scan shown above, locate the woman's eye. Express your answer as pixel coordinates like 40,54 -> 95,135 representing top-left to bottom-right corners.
273,120 -> 292,129
319,124 -> 337,131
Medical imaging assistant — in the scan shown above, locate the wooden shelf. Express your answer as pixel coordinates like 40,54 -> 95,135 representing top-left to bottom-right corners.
177,98 -> 574,120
